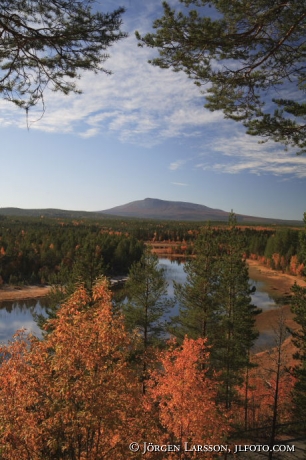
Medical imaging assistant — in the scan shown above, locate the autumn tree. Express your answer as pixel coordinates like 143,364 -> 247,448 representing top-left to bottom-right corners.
0,0 -> 127,110
289,215 -> 306,429
0,280 -> 139,460
147,337 -> 230,458
137,1 -> 306,153
234,308 -> 294,450
291,284 -> 306,428
265,310 -> 292,459
123,250 -> 174,393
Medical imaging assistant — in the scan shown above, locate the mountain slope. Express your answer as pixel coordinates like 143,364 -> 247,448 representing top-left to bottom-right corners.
0,199 -> 301,224
99,198 -> 299,223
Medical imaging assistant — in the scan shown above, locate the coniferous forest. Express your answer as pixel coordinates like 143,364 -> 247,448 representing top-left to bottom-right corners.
0,214 -> 305,458
1,0 -> 306,457
0,214 -> 305,286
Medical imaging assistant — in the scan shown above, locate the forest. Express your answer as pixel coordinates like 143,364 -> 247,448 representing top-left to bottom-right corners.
1,0 -> 305,457
0,213 -> 305,459
0,214 -> 304,286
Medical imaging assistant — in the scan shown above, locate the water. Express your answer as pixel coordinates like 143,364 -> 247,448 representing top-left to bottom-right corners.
159,258 -> 279,350
0,298 -> 48,343
159,257 -> 278,314
0,259 -> 278,344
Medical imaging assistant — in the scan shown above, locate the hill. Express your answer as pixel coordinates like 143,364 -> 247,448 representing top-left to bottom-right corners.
99,198 -> 302,224
0,199 -> 302,224
0,208 -> 108,220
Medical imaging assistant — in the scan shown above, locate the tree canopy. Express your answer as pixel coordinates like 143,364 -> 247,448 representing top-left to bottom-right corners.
0,0 -> 126,110
137,0 -> 306,153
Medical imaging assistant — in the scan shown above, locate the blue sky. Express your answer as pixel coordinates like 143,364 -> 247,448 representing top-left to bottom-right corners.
0,0 -> 305,221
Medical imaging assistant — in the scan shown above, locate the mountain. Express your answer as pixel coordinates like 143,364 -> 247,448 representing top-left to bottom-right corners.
0,199 -> 302,224
99,198 -> 301,224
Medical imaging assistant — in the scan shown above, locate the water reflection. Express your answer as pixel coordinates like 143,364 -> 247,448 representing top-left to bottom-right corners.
0,259 -> 279,345
0,298 -> 48,343
159,258 -> 279,351
159,257 -> 278,312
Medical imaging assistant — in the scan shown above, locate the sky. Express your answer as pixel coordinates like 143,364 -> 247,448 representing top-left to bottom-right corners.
0,0 -> 305,221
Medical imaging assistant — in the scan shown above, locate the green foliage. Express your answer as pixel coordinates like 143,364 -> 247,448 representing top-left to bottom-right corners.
0,219 -> 144,286
137,0 -> 306,152
123,250 -> 174,393
264,229 -> 300,261
172,215 -> 260,408
171,225 -> 220,340
213,218 -> 260,408
0,0 -> 127,109
124,250 -> 173,349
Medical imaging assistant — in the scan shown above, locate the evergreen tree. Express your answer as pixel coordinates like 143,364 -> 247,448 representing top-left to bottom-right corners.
123,250 -> 174,393
213,214 -> 260,409
171,214 -> 260,409
137,0 -> 306,153
171,224 -> 220,341
0,0 -> 127,110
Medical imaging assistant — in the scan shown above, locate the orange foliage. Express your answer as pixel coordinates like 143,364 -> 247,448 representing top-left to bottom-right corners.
0,281 -> 139,460
146,338 -> 230,458
272,253 -> 281,269
290,255 -> 299,274
235,346 -> 295,432
241,370 -> 294,430
290,256 -> 305,276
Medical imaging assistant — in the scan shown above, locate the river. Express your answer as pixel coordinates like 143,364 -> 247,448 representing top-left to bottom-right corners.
0,258 -> 280,346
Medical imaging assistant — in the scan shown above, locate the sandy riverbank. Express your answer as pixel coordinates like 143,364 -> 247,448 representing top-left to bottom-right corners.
0,285 -> 52,302
0,259 -> 304,304
246,259 -> 306,351
247,258 -> 306,294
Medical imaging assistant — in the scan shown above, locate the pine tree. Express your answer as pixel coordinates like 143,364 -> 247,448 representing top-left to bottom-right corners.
123,250 -> 174,393
171,224 -> 221,341
0,0 -> 127,110
137,0 -> 306,153
213,213 -> 260,409
171,214 -> 260,409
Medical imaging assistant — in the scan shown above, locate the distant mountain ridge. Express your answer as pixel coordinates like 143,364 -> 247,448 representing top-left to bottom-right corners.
99,198 -> 301,224
0,199 -> 302,224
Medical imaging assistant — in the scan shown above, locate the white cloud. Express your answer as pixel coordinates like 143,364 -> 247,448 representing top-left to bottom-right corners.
0,0 -> 304,183
169,160 -> 186,171
171,182 -> 188,186
197,131 -> 306,178
0,5 -> 221,147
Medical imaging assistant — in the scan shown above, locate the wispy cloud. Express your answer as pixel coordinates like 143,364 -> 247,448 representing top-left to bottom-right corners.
197,132 -> 306,178
169,159 -> 187,171
171,182 -> 188,186
1,0 -> 304,186
0,4 -> 222,146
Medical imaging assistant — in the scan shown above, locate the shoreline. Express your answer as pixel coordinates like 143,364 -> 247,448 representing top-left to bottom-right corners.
0,285 -> 52,302
0,260 -> 305,303
246,258 -> 306,296
246,259 -> 306,351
